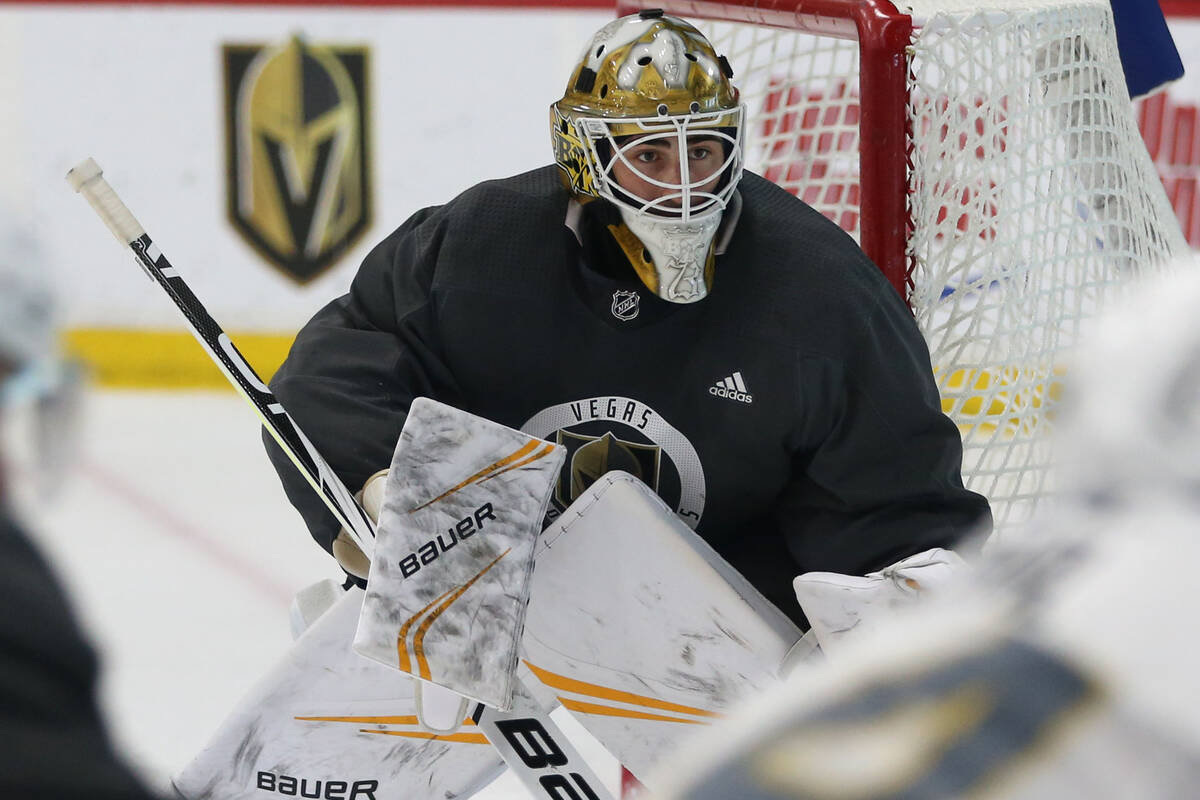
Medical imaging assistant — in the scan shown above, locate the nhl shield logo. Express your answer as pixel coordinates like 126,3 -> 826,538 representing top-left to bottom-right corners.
224,36 -> 372,283
611,290 -> 640,321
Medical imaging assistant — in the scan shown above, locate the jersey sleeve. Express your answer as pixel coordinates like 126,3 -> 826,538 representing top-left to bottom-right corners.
263,207 -> 465,557
777,283 -> 992,577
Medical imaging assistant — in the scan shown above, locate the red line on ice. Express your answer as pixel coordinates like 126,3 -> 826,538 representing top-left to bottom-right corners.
81,458 -> 296,608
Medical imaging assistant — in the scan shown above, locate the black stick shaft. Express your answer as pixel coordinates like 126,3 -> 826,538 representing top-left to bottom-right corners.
68,159 -> 375,557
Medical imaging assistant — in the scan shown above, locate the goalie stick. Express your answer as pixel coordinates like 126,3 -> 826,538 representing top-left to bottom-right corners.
66,158 -> 615,800
65,158 -> 375,560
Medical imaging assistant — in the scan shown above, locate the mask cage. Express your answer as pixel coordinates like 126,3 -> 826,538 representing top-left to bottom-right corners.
577,106 -> 745,222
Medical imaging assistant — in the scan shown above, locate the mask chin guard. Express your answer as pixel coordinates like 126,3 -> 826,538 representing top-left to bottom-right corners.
618,206 -> 722,304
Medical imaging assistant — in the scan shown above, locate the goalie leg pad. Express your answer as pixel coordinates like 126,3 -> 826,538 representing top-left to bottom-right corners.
173,588 -> 504,800
522,471 -> 803,785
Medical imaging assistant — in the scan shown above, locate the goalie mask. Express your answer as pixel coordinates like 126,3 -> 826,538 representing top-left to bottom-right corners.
551,10 -> 744,303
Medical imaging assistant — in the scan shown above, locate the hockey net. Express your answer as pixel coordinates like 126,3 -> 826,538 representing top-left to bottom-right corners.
618,0 -> 1189,537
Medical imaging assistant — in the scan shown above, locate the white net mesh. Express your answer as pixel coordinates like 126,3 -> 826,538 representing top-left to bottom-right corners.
714,26 -> 864,230
692,0 -> 1188,536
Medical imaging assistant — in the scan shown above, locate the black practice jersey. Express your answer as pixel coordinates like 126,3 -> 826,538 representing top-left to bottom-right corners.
265,166 -> 990,619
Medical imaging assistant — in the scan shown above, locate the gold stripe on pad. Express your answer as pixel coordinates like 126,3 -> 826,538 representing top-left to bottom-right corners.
358,730 -> 490,744
523,661 -> 719,718
296,715 -> 421,725
413,549 -> 510,680
558,697 -> 711,725
409,440 -> 541,512
398,585 -> 458,675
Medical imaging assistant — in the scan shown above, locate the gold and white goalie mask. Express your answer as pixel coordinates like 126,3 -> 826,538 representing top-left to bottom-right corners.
551,10 -> 745,303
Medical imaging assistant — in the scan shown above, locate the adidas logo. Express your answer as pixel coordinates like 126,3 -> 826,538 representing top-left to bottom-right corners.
709,371 -> 753,404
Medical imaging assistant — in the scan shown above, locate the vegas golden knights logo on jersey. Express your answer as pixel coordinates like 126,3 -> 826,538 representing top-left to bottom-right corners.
555,429 -> 661,509
224,37 -> 371,283
524,396 -> 706,528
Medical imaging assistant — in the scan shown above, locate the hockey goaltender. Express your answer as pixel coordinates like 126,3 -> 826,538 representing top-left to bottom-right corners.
264,9 -> 991,630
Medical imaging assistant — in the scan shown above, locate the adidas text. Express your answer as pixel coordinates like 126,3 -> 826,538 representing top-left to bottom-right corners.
709,385 -> 753,404
711,371 -> 753,404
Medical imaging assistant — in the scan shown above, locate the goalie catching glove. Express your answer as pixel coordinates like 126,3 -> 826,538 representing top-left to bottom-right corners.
793,547 -> 966,655
332,469 -> 387,580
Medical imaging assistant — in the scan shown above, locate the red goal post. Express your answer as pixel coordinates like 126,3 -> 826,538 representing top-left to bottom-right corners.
619,0 -> 1189,535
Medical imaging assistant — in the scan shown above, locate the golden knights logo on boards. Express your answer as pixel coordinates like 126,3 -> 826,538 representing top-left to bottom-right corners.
224,37 -> 371,283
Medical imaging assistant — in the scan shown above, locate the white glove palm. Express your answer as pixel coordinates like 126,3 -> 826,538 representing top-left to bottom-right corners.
793,548 -> 966,655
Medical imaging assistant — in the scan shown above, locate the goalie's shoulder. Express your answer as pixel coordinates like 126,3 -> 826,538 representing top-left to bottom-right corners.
432,166 -> 574,292
355,166 -> 568,290
369,165 -> 567,248
442,165 -> 568,229
738,171 -> 869,257
732,172 -> 892,301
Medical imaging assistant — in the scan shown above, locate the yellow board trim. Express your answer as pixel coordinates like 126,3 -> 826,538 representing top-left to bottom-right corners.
935,366 -> 1067,417
63,327 -> 295,390
63,328 -> 1067,447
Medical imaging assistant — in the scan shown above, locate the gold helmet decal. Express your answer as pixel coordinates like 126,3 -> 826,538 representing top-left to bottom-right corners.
550,10 -> 743,204
557,13 -> 738,123
550,106 -> 595,196
224,36 -> 372,283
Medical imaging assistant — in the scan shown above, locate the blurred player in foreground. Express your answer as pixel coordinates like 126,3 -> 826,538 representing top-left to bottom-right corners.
263,9 -> 989,624
0,225 -> 159,799
651,258 -> 1200,799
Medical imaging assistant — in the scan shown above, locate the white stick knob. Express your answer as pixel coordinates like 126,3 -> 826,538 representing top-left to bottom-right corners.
66,158 -> 146,245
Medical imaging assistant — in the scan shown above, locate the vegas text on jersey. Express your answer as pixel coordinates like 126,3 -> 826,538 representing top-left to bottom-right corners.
522,396 -> 705,528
